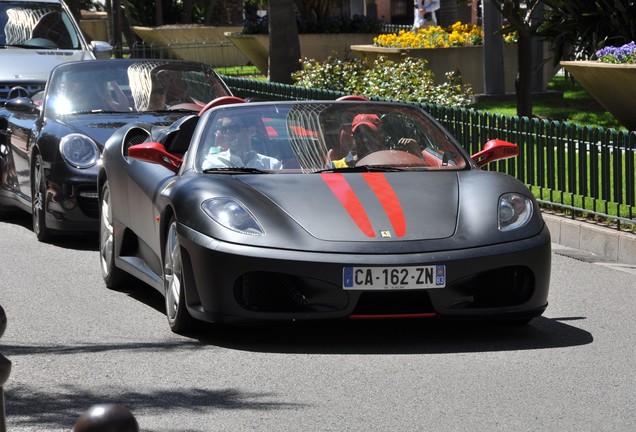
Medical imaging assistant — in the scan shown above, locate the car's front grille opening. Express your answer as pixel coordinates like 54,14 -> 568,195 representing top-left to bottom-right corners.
77,186 -> 100,219
468,266 -> 534,308
235,272 -> 347,313
352,290 -> 435,315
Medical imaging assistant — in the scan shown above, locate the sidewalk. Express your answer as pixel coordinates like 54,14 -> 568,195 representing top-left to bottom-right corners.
542,212 -> 636,265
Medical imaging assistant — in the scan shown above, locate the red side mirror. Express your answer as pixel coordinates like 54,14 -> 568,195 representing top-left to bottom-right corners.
128,142 -> 182,173
471,139 -> 519,169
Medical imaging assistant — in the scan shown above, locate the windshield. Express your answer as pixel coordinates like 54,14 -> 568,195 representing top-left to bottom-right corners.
196,102 -> 469,173
44,60 -> 231,115
0,1 -> 81,49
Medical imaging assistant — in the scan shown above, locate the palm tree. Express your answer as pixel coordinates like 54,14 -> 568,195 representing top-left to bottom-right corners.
490,0 -> 543,117
268,0 -> 301,83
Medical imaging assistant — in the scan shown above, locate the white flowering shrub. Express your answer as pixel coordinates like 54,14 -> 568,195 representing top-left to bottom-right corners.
292,55 -> 473,107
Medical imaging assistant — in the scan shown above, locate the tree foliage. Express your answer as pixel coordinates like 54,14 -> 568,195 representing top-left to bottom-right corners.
294,0 -> 336,23
537,0 -> 636,62
122,0 -> 236,26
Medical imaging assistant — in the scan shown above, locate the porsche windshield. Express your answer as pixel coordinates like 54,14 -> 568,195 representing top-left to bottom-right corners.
196,102 -> 469,173
45,60 -> 230,115
0,1 -> 81,49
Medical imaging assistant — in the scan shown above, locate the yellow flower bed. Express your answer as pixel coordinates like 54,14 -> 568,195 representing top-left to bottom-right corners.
374,22 -> 483,49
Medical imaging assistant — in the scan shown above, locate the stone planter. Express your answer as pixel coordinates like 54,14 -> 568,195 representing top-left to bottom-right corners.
80,11 -> 108,42
132,25 -> 243,44
349,44 -> 519,94
224,32 -> 379,75
131,25 -> 248,67
561,60 -> 636,131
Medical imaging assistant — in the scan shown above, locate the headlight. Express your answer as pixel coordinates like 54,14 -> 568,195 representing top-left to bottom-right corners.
59,133 -> 99,169
202,198 -> 265,236
498,193 -> 533,231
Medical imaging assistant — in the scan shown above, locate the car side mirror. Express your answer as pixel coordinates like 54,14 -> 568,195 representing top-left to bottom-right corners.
4,97 -> 38,114
470,139 -> 519,169
128,142 -> 182,173
91,40 -> 113,60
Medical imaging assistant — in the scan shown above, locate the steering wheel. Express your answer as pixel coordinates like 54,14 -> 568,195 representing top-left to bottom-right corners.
355,150 -> 427,167
23,38 -> 58,49
167,102 -> 205,112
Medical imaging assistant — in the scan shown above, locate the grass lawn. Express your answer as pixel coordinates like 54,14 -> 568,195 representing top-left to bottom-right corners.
469,73 -> 625,131
215,65 -> 266,80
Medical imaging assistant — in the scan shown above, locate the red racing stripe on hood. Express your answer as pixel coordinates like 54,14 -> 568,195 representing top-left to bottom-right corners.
361,172 -> 406,237
320,173 -> 375,237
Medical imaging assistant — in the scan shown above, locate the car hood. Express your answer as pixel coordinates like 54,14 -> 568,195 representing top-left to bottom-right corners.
238,172 -> 459,242
60,112 -> 193,146
0,49 -> 94,81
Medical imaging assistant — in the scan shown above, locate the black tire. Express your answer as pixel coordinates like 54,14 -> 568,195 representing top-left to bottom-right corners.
164,218 -> 195,333
32,154 -> 52,242
99,181 -> 129,289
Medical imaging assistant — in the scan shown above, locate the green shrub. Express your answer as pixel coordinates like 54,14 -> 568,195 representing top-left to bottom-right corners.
292,55 -> 473,107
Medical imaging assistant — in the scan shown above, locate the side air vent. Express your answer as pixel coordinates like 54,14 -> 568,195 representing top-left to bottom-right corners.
123,128 -> 150,157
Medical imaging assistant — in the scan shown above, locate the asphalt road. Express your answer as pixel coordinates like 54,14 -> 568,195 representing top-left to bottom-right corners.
0,212 -> 634,431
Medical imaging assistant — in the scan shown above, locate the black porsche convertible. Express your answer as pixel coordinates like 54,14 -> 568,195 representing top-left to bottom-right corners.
0,58 -> 231,241
98,97 -> 551,333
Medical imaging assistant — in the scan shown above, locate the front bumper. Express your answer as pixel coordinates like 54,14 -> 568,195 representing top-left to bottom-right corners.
177,223 -> 551,324
42,161 -> 100,233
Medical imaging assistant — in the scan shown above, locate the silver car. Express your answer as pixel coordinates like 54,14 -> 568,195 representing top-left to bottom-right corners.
0,0 -> 111,104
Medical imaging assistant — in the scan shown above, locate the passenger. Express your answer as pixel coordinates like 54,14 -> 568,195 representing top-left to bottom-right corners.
202,117 -> 282,170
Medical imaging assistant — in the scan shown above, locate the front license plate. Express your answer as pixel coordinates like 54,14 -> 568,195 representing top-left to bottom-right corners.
343,265 -> 446,290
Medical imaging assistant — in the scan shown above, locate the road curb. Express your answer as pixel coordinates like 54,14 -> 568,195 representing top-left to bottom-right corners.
542,212 -> 636,265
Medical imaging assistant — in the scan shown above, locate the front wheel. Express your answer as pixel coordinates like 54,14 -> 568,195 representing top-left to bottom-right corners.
32,154 -> 52,242
164,218 -> 195,333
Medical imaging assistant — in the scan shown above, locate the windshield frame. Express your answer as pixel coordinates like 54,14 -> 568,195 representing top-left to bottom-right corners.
192,101 -> 472,174
43,59 -> 232,117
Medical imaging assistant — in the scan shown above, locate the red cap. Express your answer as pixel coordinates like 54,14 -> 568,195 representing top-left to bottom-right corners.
352,114 -> 381,133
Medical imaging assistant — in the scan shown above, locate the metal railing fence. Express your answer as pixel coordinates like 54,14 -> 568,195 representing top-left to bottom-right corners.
222,76 -> 636,230
114,38 -> 252,72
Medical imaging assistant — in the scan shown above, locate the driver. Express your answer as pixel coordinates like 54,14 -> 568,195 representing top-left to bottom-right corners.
329,114 -> 385,168
202,117 -> 283,170
328,113 -> 421,168
65,76 -> 129,112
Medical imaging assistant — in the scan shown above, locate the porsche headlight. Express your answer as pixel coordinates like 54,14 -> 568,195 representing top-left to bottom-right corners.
59,133 -> 99,169
202,198 -> 265,236
498,193 -> 533,231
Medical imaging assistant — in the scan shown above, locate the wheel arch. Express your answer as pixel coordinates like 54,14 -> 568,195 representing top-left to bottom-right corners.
159,206 -> 201,313
159,205 -> 177,263
97,166 -> 108,205
29,145 -> 42,191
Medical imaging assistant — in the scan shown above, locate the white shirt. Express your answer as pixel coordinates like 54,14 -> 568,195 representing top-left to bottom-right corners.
413,0 -> 440,29
202,149 -> 283,171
